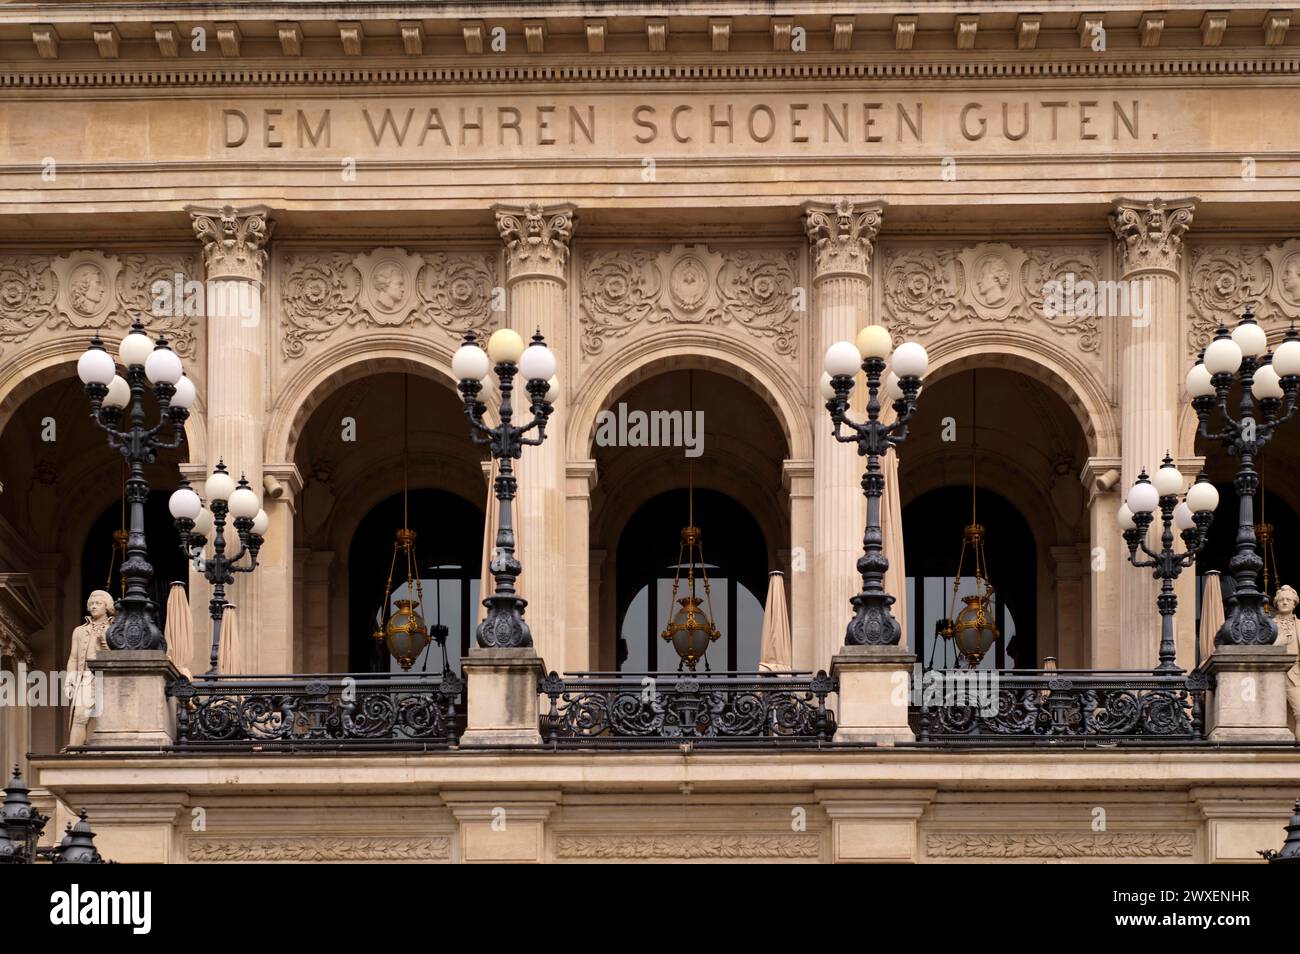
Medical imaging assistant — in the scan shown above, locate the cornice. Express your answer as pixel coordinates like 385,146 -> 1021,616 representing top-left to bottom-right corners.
6,51 -> 1300,88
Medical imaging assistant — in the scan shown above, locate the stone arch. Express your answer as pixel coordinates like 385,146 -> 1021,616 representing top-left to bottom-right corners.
266,333 -> 463,465
918,330 -> 1117,460
567,332 -> 811,462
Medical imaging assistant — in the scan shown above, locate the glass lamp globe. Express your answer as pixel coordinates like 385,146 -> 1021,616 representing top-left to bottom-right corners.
144,346 -> 183,385
171,375 -> 196,409
487,328 -> 525,364
205,467 -> 236,502
103,375 -> 130,409
818,371 -> 836,400
855,325 -> 892,359
892,341 -> 929,378
1232,318 -> 1268,357
251,509 -> 269,536
1174,501 -> 1196,531
1253,363 -> 1284,399
1185,478 -> 1219,515
169,485 -> 202,521
1127,478 -> 1159,514
1117,502 -> 1136,530
544,377 -> 560,403
518,343 -> 556,382
1204,335 -> 1243,375
192,507 -> 213,537
228,481 -> 260,519
1185,362 -> 1214,397
384,599 -> 430,671
452,342 -> 490,381
118,329 -> 154,367
662,595 -> 721,671
824,341 -> 862,377
882,371 -> 903,403
1153,461 -> 1184,497
477,374 -> 495,405
952,594 -> 999,667
1273,337 -> 1300,377
77,346 -> 116,386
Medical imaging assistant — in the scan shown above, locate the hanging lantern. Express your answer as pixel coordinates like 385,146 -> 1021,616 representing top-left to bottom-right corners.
1256,472 -> 1279,614
661,524 -> 722,671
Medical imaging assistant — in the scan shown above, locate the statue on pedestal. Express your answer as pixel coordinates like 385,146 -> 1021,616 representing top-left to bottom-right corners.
64,590 -> 114,748
1274,585 -> 1300,736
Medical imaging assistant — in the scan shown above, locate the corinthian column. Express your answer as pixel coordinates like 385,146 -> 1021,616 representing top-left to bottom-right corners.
494,202 -> 576,672
188,204 -> 279,671
803,200 -> 903,669
1109,197 -> 1195,669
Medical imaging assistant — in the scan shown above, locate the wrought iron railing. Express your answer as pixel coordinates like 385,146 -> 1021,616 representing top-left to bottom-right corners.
169,671 -> 464,748
539,670 -> 837,746
916,668 -> 1208,742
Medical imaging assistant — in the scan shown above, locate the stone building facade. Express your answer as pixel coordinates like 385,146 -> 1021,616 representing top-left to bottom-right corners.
1,3 -> 1299,862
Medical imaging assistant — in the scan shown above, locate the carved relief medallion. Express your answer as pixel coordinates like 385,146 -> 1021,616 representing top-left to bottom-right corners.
52,252 -> 121,328
1264,239 -> 1300,319
355,247 -> 423,326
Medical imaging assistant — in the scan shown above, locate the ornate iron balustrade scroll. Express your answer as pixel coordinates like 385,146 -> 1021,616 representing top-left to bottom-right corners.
539,670 -> 836,746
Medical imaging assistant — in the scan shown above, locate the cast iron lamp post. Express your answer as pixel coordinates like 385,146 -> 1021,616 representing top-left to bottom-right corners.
1185,310 -> 1300,645
168,462 -> 267,674
1118,457 -> 1218,672
77,320 -> 196,651
0,765 -> 105,864
821,325 -> 928,646
452,328 -> 557,649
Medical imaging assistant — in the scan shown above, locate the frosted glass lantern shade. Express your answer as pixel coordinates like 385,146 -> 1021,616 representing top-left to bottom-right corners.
1273,338 -> 1300,376
103,375 -> 130,408
77,347 -> 116,386
1204,336 -> 1243,375
1252,364 -> 1284,399
1231,320 -> 1268,357
228,485 -> 260,519
1127,480 -> 1159,514
818,372 -> 836,400
892,341 -> 929,378
452,343 -> 490,381
1185,480 -> 1219,514
192,508 -> 213,536
544,377 -> 560,403
487,328 -> 525,364
1153,463 -> 1184,497
1173,502 -> 1196,531
855,325 -> 893,359
144,346 -> 183,385
118,330 -> 153,367
824,341 -> 862,377
205,469 -> 236,502
251,509 -> 269,536
169,486 -> 202,520
1117,503 -> 1136,530
518,343 -> 556,381
171,374 -> 196,409
882,371 -> 902,403
1185,363 -> 1214,397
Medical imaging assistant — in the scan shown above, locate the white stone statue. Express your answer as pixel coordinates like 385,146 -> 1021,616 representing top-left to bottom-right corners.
64,589 -> 114,748
1274,584 -> 1300,735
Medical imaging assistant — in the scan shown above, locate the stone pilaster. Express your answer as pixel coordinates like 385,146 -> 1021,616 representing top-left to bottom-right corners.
1109,197 -> 1195,669
188,204 -> 276,671
803,199 -> 895,667
564,460 -> 597,671
494,202 -> 575,672
782,459 -> 815,671
1081,458 -> 1123,667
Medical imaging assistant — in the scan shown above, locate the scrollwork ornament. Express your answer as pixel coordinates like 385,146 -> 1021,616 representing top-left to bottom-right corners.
1023,246 -> 1104,352
0,256 -> 56,352
418,252 -> 495,333
117,253 -> 203,358
881,248 -> 959,339
1187,245 -> 1271,354
280,253 -> 361,358
578,249 -> 662,353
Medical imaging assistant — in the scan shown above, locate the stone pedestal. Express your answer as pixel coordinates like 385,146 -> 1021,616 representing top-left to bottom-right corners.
86,651 -> 179,748
459,647 -> 546,746
831,645 -> 915,745
1201,644 -> 1295,743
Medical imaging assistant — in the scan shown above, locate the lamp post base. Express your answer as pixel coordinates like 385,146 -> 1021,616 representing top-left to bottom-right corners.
831,645 -> 915,745
1200,644 -> 1296,742
84,651 -> 179,748
459,647 -> 546,747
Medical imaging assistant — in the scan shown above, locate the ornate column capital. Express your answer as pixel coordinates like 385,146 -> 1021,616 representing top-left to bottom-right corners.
802,199 -> 885,281
1109,197 -> 1196,277
494,202 -> 577,283
187,204 -> 274,283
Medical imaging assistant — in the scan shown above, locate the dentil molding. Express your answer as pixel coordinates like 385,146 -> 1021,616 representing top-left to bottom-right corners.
1187,238 -> 1300,355
881,241 -> 1103,352
554,832 -> 821,859
579,242 -> 800,358
926,831 -> 1194,858
187,835 -> 452,862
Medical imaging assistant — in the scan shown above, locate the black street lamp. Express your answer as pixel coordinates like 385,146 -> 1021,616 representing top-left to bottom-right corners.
77,320 -> 196,650
0,765 -> 106,864
821,325 -> 927,646
452,328 -> 557,649
169,462 -> 267,674
1118,457 -> 1218,672
1186,310 -> 1300,645
1259,799 -> 1300,863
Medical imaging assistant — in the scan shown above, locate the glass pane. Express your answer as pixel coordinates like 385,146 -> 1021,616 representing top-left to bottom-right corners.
736,582 -> 763,671
619,586 -> 649,673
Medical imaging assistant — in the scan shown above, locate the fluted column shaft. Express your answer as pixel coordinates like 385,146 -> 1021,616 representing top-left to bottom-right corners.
1110,197 -> 1195,669
495,202 -> 576,672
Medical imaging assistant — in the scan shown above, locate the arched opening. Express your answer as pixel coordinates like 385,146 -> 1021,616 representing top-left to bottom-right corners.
899,366 -> 1091,668
615,489 -> 767,672
589,365 -> 789,671
291,370 -> 486,673
347,488 -> 483,674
